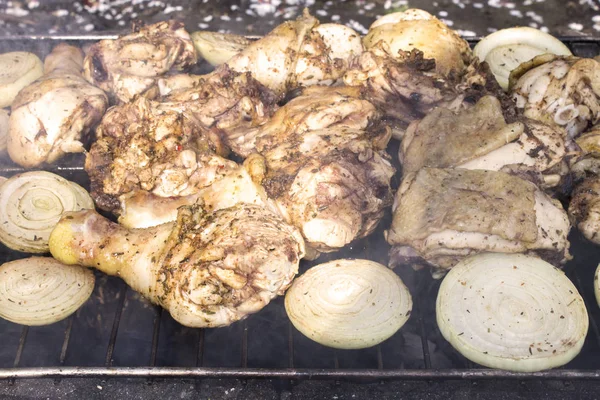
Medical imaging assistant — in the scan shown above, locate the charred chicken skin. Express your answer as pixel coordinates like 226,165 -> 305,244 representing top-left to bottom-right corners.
83,20 -> 197,103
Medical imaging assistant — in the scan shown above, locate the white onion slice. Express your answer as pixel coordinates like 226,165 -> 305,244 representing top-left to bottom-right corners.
474,27 -> 572,90
285,259 -> 412,349
0,257 -> 94,326
0,171 -> 95,253
0,52 -> 43,108
0,109 -> 8,153
437,253 -> 588,372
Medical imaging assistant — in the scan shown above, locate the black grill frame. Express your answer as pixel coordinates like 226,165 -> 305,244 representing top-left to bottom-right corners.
0,35 -> 599,382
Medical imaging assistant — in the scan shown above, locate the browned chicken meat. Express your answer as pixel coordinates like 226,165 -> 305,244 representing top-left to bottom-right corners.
224,9 -> 363,97
8,44 -> 108,167
569,176 -> 600,245
363,9 -> 472,76
49,204 -> 305,328
83,20 -> 197,103
85,96 -> 232,212
510,54 -> 600,139
400,95 -> 571,188
238,86 -> 395,255
386,168 -> 571,277
343,42 -> 507,139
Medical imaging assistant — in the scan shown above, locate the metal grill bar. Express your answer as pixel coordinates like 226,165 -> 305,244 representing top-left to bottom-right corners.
59,316 -> 74,365
0,367 -> 599,380
149,308 -> 163,367
414,294 -> 432,369
12,327 -> 28,369
196,329 -> 204,368
241,320 -> 248,368
105,286 -> 127,367
288,322 -> 294,369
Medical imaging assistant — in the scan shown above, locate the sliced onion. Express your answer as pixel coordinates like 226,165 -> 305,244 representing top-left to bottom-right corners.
437,253 -> 588,372
0,52 -> 43,108
0,257 -> 94,326
474,27 -> 572,91
285,259 -> 412,349
0,109 -> 8,153
190,31 -> 251,66
0,171 -> 95,253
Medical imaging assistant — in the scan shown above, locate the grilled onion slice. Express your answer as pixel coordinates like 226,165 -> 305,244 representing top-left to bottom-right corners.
474,27 -> 571,91
0,257 -> 94,326
595,264 -> 600,308
191,31 -> 250,66
285,259 -> 412,349
0,171 -> 94,253
0,52 -> 43,108
0,109 -> 8,153
437,253 -> 588,372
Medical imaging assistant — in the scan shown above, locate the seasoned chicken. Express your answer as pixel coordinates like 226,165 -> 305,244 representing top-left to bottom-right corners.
364,9 -> 472,76
400,96 -> 570,188
343,42 -> 507,138
117,154 -> 274,229
49,204 -> 305,328
85,96 -> 231,212
83,20 -> 197,103
571,126 -> 600,180
225,9 -> 363,97
510,54 -> 600,139
386,168 -> 571,276
569,176 -> 600,245
241,86 -> 395,255
8,44 -> 108,167
158,66 -> 277,136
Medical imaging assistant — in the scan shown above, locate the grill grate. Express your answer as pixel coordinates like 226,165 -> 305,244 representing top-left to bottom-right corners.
0,36 -> 599,382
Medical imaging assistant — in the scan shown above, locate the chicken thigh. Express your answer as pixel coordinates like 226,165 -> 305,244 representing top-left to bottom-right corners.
510,54 -> 600,139
400,95 -> 571,188
386,168 -> 571,277
8,44 -> 108,168
49,204 -> 305,328
83,20 -> 197,103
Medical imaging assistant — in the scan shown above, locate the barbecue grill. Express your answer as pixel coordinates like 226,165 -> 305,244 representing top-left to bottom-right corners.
0,35 -> 599,385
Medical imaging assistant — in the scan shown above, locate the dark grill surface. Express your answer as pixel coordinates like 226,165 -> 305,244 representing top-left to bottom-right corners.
0,36 -> 599,383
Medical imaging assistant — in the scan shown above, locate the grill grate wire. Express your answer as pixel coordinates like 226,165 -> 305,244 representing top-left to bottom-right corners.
0,37 -> 598,381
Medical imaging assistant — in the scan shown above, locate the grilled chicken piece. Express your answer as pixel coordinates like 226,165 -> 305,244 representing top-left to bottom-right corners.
117,154 -> 274,229
364,9 -> 472,76
241,86 -> 395,255
343,42 -> 507,139
49,204 -> 305,328
159,66 -> 277,136
83,20 -> 197,103
386,168 -> 571,277
400,95 -> 570,188
225,9 -> 363,97
510,54 -> 600,139
569,176 -> 600,245
85,96 -> 231,212
7,44 -> 108,167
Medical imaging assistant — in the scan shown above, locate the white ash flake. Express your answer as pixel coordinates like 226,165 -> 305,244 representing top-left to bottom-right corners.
331,14 -> 340,21
452,0 -> 465,9
456,29 -> 477,37
84,24 -> 95,32
509,10 -> 523,18
383,0 -> 409,10
27,1 -> 39,9
473,3 -> 484,8
198,22 -> 209,29
569,23 -> 584,31
440,18 -> 454,27
220,15 -> 231,21
163,5 -> 183,14
438,11 -> 448,17
52,9 -> 69,17
5,7 -> 29,17
594,24 -> 600,31
364,2 -> 375,10
346,19 -> 368,35
316,10 -> 327,16
525,11 -> 544,24
581,0 -> 599,12
540,26 -> 549,33
593,15 -> 600,22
